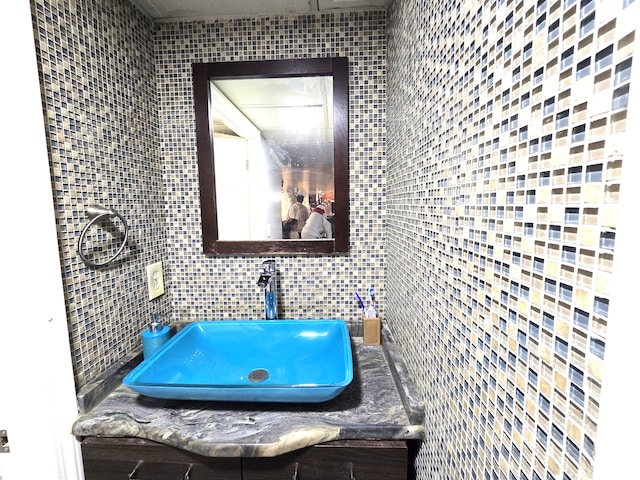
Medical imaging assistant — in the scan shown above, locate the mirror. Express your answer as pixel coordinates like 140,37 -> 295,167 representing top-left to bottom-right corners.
193,57 -> 349,255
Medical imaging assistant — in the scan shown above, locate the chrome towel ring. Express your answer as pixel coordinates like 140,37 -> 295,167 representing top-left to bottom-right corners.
77,205 -> 129,268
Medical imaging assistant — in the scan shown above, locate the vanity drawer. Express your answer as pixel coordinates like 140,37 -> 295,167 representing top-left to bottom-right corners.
81,437 -> 241,480
243,440 -> 408,480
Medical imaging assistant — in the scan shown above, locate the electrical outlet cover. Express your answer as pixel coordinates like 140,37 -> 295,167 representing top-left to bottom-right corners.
146,261 -> 165,300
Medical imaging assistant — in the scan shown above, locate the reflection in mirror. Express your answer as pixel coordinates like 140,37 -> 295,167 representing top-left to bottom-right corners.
193,58 -> 349,255
211,76 -> 334,241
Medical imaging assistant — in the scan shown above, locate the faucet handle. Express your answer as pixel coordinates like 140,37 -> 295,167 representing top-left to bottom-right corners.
260,259 -> 276,273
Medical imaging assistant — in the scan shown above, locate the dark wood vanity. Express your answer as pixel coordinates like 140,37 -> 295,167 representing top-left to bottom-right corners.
81,437 -> 410,479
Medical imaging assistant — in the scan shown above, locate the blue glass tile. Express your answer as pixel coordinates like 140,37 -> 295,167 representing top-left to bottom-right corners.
549,225 -> 561,240
612,85 -> 630,110
574,308 -> 589,328
590,337 -> 605,359
570,383 -> 585,406
595,45 -> 613,72
563,246 -> 577,263
537,425 -> 548,444
567,166 -> 582,183
585,163 -> 603,182
564,207 -> 580,223
529,322 -> 540,339
576,58 -> 592,81
593,296 -> 609,317
556,110 -> 570,129
579,12 -> 595,36
599,231 -> 615,249
555,337 -> 569,357
561,47 -> 574,70
614,58 -> 633,86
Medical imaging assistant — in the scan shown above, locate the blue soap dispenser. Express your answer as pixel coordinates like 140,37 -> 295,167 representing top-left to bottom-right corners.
142,313 -> 170,360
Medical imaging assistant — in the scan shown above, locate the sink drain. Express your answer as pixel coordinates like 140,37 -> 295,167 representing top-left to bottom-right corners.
248,369 -> 269,383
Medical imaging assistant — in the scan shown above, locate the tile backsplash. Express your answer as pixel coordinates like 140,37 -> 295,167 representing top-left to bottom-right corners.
154,14 -> 387,323
31,0 -> 387,388
31,0 -> 170,387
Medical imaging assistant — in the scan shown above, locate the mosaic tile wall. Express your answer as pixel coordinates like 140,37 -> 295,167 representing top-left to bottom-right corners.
31,0 -> 171,388
31,1 -> 387,389
154,13 -> 387,323
386,0 -> 636,478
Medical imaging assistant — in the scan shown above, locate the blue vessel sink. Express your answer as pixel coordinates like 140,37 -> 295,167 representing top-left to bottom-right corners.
123,320 -> 353,403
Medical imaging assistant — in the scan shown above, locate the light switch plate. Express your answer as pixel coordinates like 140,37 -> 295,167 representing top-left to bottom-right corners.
146,261 -> 165,300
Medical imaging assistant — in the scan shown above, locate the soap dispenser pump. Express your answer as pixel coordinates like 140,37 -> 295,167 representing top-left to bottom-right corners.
142,313 -> 170,360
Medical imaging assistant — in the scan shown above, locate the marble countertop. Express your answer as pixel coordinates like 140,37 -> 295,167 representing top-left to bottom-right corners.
72,327 -> 425,457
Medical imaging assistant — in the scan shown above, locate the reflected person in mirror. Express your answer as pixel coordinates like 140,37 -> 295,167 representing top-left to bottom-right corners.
301,203 -> 332,239
286,194 -> 309,239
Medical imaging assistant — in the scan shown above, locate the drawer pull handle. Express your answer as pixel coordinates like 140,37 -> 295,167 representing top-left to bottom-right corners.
128,460 -> 143,479
183,464 -> 192,480
349,463 -> 357,480
292,462 -> 299,480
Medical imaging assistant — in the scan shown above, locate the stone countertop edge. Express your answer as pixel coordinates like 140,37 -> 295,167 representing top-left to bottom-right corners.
72,326 -> 425,458
76,348 -> 143,414
380,325 -> 425,425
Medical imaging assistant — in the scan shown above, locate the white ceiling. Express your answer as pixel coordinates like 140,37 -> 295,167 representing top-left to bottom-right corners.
130,0 -> 390,20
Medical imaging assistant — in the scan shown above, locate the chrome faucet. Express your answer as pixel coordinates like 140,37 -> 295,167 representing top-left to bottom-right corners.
257,260 -> 278,319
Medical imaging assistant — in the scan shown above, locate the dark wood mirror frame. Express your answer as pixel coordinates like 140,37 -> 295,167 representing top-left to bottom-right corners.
193,57 -> 349,255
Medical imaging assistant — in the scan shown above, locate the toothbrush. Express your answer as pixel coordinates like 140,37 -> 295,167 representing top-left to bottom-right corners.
365,287 -> 377,318
354,292 -> 365,311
